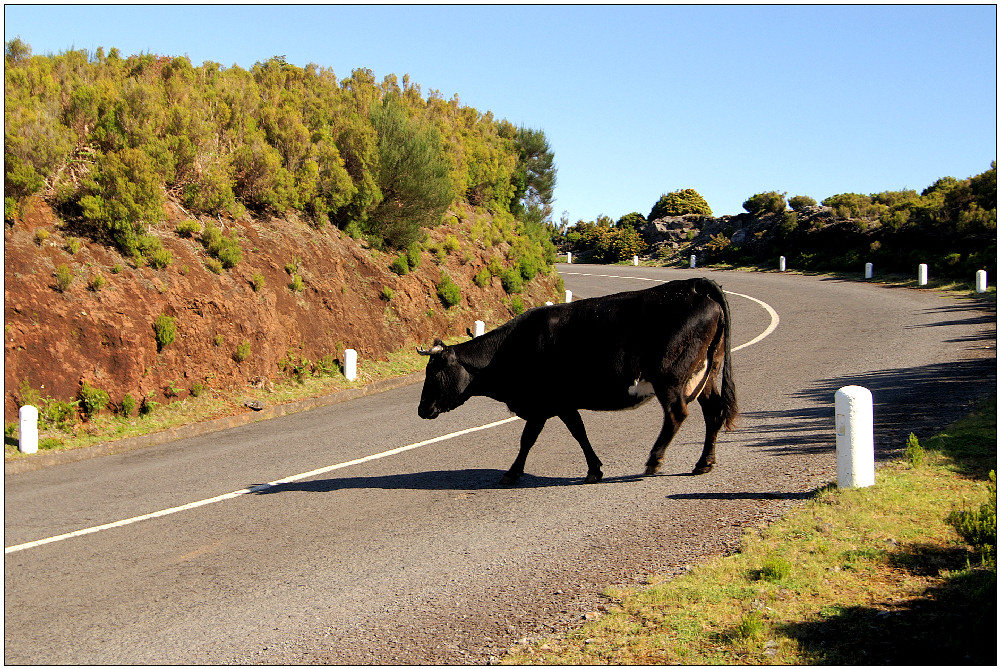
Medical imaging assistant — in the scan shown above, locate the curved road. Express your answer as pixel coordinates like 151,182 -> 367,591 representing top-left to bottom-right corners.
4,265 -> 995,664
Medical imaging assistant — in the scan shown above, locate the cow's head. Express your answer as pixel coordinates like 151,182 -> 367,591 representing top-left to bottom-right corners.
417,339 -> 472,419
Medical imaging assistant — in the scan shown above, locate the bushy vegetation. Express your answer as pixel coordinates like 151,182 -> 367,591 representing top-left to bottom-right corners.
4,39 -> 557,257
649,188 -> 712,219
559,164 -> 995,279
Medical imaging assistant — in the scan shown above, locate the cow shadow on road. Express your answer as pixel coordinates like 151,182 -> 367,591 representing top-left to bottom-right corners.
251,468 -> 648,494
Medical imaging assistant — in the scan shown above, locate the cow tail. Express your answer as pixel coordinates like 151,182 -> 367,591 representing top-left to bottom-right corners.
699,279 -> 738,430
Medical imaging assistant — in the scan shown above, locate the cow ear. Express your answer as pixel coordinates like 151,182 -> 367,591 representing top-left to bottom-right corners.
433,338 -> 445,348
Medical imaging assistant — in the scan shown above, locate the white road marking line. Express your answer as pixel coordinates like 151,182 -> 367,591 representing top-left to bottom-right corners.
4,417 -> 521,554
7,272 -> 778,555
560,271 -> 780,351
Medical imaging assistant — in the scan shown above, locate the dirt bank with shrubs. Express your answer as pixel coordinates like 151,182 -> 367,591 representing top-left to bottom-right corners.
4,196 -> 561,427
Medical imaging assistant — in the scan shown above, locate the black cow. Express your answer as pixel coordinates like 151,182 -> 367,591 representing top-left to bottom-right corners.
417,277 -> 737,484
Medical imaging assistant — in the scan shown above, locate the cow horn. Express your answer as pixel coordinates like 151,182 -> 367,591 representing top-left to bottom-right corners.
416,343 -> 445,356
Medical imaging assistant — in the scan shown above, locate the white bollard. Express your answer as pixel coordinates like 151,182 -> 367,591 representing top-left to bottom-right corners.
690,255 -> 696,269
19,405 -> 38,454
633,255 -> 639,266
566,252 -> 572,264
779,256 -> 786,272
344,348 -> 357,381
918,263 -> 928,286
835,386 -> 875,489
565,289 -> 572,303
473,320 -> 485,337
545,301 -> 553,306
865,262 -> 873,279
976,270 -> 987,293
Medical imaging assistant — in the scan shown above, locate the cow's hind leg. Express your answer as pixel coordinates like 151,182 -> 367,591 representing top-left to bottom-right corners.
693,383 -> 725,474
645,387 -> 688,476
558,410 -> 603,483
500,418 -> 546,485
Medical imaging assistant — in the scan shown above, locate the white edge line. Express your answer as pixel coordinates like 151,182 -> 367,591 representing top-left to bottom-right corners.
4,417 -> 521,554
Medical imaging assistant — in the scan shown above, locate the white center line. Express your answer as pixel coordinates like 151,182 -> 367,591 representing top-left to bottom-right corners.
4,417 -> 520,554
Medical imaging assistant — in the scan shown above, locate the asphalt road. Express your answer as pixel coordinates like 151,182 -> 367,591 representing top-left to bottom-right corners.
4,265 -> 995,664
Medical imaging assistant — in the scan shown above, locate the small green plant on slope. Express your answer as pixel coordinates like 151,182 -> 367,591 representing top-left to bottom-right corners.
77,382 -> 110,419
905,432 -> 925,467
153,314 -> 177,352
436,273 -> 461,308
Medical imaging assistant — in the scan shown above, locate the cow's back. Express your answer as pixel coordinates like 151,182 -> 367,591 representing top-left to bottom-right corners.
476,279 -> 723,416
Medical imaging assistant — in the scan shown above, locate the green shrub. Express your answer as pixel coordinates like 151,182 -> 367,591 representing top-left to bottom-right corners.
251,272 -> 265,292
290,274 -> 305,292
54,264 -> 73,292
65,237 -> 82,254
500,268 -> 523,294
905,432 -> 925,468
139,394 -> 159,417
34,229 -> 50,245
733,612 -> 765,641
406,242 -> 423,270
443,234 -> 461,254
510,296 -> 525,315
39,437 -> 64,451
436,273 -> 461,308
473,267 -> 491,288
175,219 -> 201,237
205,258 -> 223,274
390,254 -> 409,276
234,340 -> 251,363
518,253 -> 542,281
189,382 -> 205,398
487,256 -> 503,276
743,191 -> 788,215
649,189 -> 712,219
78,381 -> 110,419
381,286 -> 394,301
946,470 -> 996,558
88,273 -> 106,292
284,257 -> 301,275
42,398 -> 78,430
147,246 -> 173,269
153,313 -> 177,351
788,195 -> 817,211
119,393 -> 136,417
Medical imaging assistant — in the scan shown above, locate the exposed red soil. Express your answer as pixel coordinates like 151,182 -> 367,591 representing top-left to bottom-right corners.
3,197 -> 559,423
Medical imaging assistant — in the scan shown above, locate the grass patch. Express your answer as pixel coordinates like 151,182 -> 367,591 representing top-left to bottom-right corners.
504,395 -> 996,665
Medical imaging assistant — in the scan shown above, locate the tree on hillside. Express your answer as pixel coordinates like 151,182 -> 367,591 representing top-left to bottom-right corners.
508,126 -> 556,224
366,96 -> 454,248
743,191 -> 787,215
616,212 -> 646,230
648,189 -> 712,220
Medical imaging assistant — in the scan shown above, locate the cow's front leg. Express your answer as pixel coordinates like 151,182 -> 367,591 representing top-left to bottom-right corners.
558,410 -> 603,483
500,418 -> 546,485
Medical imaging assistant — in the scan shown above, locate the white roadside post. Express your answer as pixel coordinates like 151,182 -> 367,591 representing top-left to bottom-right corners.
690,255 -> 696,269
566,252 -> 572,264
976,270 -> 987,293
918,263 -> 928,286
779,256 -> 786,272
565,290 -> 573,303
633,255 -> 639,266
865,262 -> 873,279
344,348 -> 358,382
473,320 -> 485,337
19,405 -> 38,454
835,386 -> 875,489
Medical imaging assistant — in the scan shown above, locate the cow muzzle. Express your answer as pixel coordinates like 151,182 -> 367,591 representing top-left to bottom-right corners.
418,403 -> 440,419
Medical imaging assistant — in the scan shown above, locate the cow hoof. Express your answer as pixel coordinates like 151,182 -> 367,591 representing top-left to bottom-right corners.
644,464 -> 660,476
584,470 -> 604,484
692,463 -> 714,475
499,472 -> 521,485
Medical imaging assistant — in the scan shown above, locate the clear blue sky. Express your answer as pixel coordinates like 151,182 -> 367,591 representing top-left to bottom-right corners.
5,4 -> 997,221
